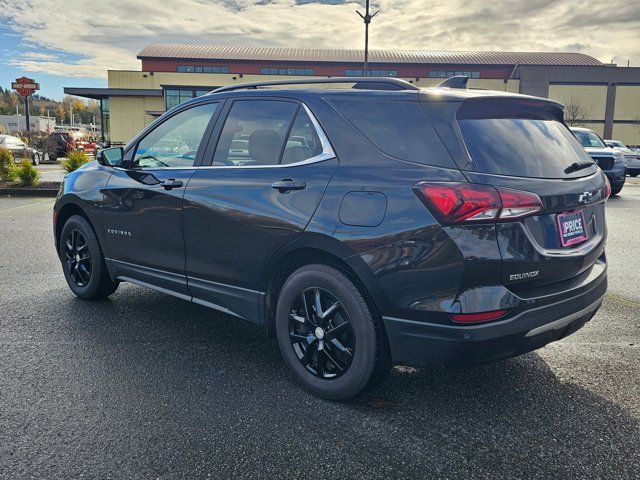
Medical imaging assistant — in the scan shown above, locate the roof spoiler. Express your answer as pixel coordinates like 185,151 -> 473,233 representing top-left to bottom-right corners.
437,75 -> 468,89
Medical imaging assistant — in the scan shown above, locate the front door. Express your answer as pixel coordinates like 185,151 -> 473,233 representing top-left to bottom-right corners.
183,99 -> 338,321
102,101 -> 220,296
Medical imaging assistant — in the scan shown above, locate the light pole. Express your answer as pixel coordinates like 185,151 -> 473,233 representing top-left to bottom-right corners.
356,0 -> 379,74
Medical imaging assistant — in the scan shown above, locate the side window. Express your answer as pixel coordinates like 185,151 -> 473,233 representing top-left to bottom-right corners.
328,97 -> 456,168
212,100 -> 297,166
281,108 -> 324,164
133,103 -> 218,168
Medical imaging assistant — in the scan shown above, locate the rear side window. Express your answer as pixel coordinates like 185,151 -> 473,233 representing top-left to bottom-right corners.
328,97 -> 455,168
458,116 -> 597,179
213,100 -> 297,166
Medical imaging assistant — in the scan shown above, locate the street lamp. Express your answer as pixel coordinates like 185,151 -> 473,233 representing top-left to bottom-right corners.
356,0 -> 379,74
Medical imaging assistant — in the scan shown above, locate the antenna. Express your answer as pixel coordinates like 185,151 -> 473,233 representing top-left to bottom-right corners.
356,0 -> 379,74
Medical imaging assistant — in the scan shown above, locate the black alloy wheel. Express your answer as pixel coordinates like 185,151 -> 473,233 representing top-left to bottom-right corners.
276,264 -> 391,400
289,287 -> 355,379
64,229 -> 92,287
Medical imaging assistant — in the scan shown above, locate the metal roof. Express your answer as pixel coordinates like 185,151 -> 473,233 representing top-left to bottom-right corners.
137,44 -> 603,67
64,87 -> 163,99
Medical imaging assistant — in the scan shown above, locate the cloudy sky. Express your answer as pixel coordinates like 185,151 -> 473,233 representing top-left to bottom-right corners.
1,0 -> 639,98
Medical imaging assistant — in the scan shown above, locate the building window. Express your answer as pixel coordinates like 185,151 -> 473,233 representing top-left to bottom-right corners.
344,69 -> 398,77
260,67 -> 314,76
428,71 -> 480,79
164,88 -> 213,110
176,65 -> 229,74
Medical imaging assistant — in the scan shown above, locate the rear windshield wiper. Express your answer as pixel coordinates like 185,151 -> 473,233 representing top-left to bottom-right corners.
564,161 -> 595,174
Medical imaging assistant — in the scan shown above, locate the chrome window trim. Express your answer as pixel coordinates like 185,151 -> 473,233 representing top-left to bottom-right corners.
114,102 -> 335,172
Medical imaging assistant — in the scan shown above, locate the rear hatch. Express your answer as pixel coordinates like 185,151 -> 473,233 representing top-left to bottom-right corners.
423,96 -> 608,291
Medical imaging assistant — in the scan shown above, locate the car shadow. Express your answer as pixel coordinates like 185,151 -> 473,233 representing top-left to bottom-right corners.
52,284 -> 640,478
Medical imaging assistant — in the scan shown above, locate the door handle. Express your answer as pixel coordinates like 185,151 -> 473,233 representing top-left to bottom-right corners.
160,178 -> 184,190
271,179 -> 306,193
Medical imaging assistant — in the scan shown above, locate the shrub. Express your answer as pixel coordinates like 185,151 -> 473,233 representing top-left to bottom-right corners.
0,148 -> 17,181
16,160 -> 40,187
62,151 -> 89,173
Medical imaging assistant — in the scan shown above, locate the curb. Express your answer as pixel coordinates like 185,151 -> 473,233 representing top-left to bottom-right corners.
0,188 -> 59,197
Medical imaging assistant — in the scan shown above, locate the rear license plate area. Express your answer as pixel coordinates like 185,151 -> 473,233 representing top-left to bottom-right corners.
557,210 -> 588,247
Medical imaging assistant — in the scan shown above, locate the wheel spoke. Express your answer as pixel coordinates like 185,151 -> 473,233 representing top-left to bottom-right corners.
323,348 -> 343,372
326,321 -> 349,337
300,341 -> 317,366
314,288 -> 323,320
301,291 -> 317,326
316,348 -> 326,377
330,338 -> 353,357
320,301 -> 340,320
290,313 -> 306,324
289,332 -> 312,344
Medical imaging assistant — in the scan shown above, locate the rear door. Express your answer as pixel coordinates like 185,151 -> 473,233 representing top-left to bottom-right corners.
427,97 -> 608,291
183,98 -> 338,321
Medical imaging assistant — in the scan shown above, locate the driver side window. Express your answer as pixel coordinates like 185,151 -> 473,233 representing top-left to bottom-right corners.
133,103 -> 218,168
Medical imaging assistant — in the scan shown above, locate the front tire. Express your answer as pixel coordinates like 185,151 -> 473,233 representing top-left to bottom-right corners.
276,264 -> 390,400
611,185 -> 623,196
59,215 -> 119,300
32,152 -> 40,165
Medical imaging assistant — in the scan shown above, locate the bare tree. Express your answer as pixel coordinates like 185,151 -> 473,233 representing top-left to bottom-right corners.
633,110 -> 640,133
564,96 -> 592,126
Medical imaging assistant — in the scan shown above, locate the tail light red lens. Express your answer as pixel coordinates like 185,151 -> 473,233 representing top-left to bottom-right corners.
449,309 -> 509,323
414,182 -> 543,224
603,176 -> 611,200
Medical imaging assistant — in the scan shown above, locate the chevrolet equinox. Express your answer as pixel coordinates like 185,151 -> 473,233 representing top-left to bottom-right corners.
54,77 -> 609,400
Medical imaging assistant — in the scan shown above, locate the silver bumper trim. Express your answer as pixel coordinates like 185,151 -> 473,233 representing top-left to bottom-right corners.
525,296 -> 604,338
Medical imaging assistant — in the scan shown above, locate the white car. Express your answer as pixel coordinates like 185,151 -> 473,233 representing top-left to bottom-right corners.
605,139 -> 640,177
0,135 -> 41,165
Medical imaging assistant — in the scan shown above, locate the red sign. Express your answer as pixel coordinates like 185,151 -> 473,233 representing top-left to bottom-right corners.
11,76 -> 40,97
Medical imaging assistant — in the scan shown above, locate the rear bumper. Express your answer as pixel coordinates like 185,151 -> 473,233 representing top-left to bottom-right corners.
383,263 -> 607,367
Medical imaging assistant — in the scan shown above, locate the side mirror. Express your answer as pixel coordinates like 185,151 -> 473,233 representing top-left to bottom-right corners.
97,147 -> 123,167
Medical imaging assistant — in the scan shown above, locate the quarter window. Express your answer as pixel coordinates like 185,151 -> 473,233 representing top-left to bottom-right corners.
329,97 -> 455,168
212,100 -> 298,166
281,108 -> 324,164
133,103 -> 218,168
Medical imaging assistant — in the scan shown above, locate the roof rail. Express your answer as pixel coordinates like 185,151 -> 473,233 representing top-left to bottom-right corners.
436,75 -> 469,89
211,77 -> 420,94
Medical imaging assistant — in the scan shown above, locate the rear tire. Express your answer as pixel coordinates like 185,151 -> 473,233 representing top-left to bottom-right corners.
32,152 -> 40,165
275,264 -> 390,400
59,215 -> 119,300
611,185 -> 623,196
629,172 -> 638,177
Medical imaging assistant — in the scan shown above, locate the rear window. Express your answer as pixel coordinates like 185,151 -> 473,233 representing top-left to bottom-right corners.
328,97 -> 455,168
458,118 -> 596,178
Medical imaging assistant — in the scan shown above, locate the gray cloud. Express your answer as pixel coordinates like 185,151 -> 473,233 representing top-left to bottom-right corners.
1,0 -> 639,78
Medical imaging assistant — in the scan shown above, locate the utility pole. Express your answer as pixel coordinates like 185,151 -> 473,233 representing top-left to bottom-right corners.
356,1 -> 379,74
25,96 -> 30,133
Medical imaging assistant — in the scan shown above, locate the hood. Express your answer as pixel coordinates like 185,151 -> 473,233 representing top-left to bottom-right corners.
584,146 -> 617,156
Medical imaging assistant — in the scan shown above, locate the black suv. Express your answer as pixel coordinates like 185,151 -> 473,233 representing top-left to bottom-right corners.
54,77 -> 609,400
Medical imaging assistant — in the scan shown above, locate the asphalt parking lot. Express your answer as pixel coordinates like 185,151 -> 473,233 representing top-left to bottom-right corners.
1,185 -> 639,479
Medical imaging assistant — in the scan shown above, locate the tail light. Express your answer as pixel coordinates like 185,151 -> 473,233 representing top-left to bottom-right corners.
450,309 -> 509,323
414,182 -> 543,224
603,176 -> 611,200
